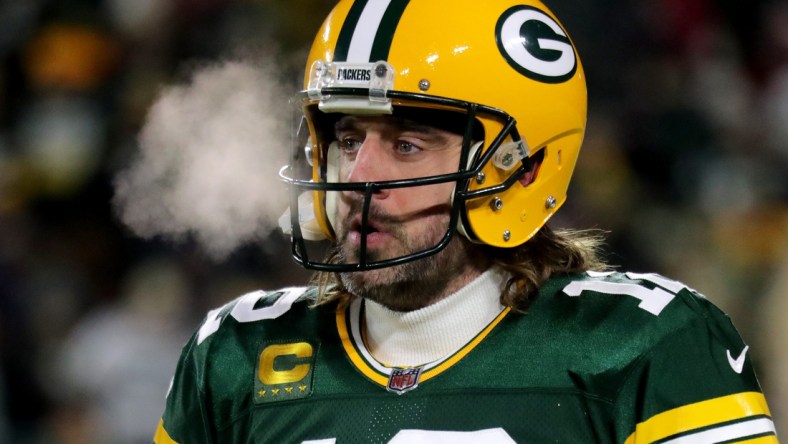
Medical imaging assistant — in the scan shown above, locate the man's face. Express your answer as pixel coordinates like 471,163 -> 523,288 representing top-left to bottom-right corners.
331,114 -> 487,310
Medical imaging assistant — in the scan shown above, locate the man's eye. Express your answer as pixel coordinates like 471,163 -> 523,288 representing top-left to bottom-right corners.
339,138 -> 361,153
396,141 -> 420,154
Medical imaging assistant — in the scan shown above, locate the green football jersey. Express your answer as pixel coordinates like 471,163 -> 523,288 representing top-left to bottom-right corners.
154,271 -> 777,443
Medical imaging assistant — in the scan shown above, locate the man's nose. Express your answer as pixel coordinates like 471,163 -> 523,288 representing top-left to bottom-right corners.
344,138 -> 392,198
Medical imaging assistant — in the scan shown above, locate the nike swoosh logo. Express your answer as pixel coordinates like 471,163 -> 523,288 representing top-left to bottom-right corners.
727,345 -> 749,374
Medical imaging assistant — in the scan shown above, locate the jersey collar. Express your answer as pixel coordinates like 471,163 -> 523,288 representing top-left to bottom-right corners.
336,296 -> 511,389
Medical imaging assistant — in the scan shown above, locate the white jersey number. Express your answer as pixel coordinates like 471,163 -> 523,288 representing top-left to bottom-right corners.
302,428 -> 516,444
563,272 -> 688,316
197,287 -> 307,345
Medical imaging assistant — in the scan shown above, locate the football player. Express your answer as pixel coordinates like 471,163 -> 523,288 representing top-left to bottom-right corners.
154,0 -> 778,442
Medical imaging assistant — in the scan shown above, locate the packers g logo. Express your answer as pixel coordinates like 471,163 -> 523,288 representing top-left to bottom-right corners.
255,341 -> 318,404
495,5 -> 577,83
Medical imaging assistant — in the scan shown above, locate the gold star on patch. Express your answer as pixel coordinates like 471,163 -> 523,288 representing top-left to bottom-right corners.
299,385 -> 307,392
285,386 -> 293,394
271,388 -> 280,396
258,390 -> 266,397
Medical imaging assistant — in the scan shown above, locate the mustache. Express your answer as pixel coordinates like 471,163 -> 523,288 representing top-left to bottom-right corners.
342,197 -> 399,225
336,195 -> 453,238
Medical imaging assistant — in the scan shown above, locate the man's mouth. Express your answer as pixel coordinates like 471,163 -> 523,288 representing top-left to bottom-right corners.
347,216 -> 389,247
351,217 -> 380,236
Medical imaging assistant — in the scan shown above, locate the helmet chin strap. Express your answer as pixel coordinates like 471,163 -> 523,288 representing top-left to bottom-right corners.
325,141 -> 340,233
454,141 -> 483,241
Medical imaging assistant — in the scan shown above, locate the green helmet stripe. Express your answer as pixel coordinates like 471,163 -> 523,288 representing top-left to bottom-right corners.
370,0 -> 411,61
334,0 -> 369,62
334,0 -> 411,63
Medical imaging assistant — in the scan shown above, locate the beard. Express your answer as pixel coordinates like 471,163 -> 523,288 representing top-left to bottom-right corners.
335,200 -> 487,311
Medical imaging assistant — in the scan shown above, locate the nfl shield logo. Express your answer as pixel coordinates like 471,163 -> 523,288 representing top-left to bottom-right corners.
386,367 -> 423,395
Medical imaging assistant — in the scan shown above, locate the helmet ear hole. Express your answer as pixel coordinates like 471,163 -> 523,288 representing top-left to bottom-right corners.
519,148 -> 545,187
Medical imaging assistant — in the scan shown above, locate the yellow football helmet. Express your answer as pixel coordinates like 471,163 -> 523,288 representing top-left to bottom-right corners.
280,0 -> 587,271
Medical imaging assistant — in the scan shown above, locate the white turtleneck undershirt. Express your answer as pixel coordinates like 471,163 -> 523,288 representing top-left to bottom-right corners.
363,267 -> 509,367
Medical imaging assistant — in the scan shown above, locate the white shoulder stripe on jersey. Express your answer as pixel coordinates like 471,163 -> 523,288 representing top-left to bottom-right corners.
660,417 -> 776,444
347,0 -> 392,62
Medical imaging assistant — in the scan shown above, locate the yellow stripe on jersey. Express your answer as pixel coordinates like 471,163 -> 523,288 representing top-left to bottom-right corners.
336,305 -> 389,386
153,419 -> 180,444
624,392 -> 774,444
420,307 -> 511,383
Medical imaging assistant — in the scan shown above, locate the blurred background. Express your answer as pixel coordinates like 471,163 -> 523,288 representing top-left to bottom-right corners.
0,0 -> 785,442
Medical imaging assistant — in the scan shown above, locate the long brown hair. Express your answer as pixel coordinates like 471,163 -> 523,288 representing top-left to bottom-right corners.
485,226 -> 609,311
311,225 -> 609,312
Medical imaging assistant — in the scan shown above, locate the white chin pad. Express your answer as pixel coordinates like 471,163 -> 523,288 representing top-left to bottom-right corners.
279,192 -> 327,241
325,141 -> 341,232
277,140 -> 342,242
454,141 -> 484,240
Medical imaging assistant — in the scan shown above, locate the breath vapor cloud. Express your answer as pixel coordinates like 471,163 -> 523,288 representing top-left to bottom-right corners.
113,60 -> 294,259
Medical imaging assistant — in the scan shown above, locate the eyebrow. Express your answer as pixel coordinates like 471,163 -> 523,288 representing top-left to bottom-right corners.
334,116 -> 445,138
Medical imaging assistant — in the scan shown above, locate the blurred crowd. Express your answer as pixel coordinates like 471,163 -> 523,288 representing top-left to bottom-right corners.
0,0 -> 785,442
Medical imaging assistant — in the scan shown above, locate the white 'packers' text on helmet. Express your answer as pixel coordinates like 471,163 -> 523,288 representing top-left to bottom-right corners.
279,0 -> 587,271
